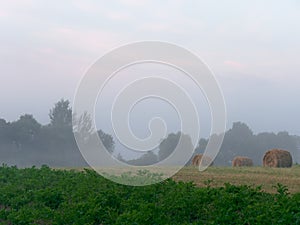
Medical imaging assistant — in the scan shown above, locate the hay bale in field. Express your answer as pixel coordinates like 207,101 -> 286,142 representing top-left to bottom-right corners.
191,154 -> 213,166
192,154 -> 201,166
232,156 -> 253,167
263,149 -> 292,168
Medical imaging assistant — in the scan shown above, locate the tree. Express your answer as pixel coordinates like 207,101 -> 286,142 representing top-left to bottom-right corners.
195,138 -> 208,154
0,118 -> 7,127
215,122 -> 254,165
98,130 -> 115,154
49,99 -> 72,128
0,118 -> 10,144
73,112 -> 115,154
158,132 -> 193,162
73,112 -> 94,143
158,133 -> 179,161
10,114 -> 41,147
227,122 -> 253,139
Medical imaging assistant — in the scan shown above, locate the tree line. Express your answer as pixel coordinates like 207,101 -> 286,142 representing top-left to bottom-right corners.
124,122 -> 300,166
195,122 -> 300,166
0,99 -> 114,167
1,100 -> 299,167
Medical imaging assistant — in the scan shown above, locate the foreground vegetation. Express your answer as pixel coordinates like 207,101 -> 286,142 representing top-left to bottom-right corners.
1,166 -> 300,224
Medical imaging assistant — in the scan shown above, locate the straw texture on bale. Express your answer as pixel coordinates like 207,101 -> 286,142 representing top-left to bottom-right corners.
192,154 -> 213,166
232,156 -> 253,167
263,149 -> 292,168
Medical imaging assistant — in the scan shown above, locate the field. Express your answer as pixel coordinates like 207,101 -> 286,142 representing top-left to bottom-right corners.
174,165 -> 300,194
1,165 -> 300,224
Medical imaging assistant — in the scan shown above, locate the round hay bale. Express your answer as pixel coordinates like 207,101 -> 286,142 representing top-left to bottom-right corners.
232,156 -> 253,167
192,154 -> 201,166
263,149 -> 292,168
191,154 -> 213,166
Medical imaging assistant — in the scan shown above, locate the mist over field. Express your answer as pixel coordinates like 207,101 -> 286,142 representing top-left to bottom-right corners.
0,1 -> 300,168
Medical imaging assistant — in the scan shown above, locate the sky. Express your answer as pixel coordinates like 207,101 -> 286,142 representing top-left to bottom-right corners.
0,0 -> 300,137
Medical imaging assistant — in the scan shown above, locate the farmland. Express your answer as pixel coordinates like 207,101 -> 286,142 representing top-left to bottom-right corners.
174,165 -> 300,194
1,165 -> 300,224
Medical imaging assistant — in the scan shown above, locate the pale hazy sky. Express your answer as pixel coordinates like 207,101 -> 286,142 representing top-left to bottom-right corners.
0,0 -> 300,135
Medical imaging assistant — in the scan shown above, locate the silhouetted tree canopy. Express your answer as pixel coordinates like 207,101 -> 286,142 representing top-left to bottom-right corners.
158,132 -> 193,162
158,132 -> 180,161
195,122 -> 299,165
0,118 -> 10,144
10,114 -> 41,146
98,130 -> 115,154
0,99 -> 115,167
0,101 -> 299,167
49,99 -> 72,128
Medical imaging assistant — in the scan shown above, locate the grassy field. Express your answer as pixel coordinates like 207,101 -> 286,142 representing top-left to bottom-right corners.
173,165 -> 300,193
58,165 -> 300,193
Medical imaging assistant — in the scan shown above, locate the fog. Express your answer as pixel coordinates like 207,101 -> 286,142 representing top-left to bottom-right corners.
1,1 -> 300,167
